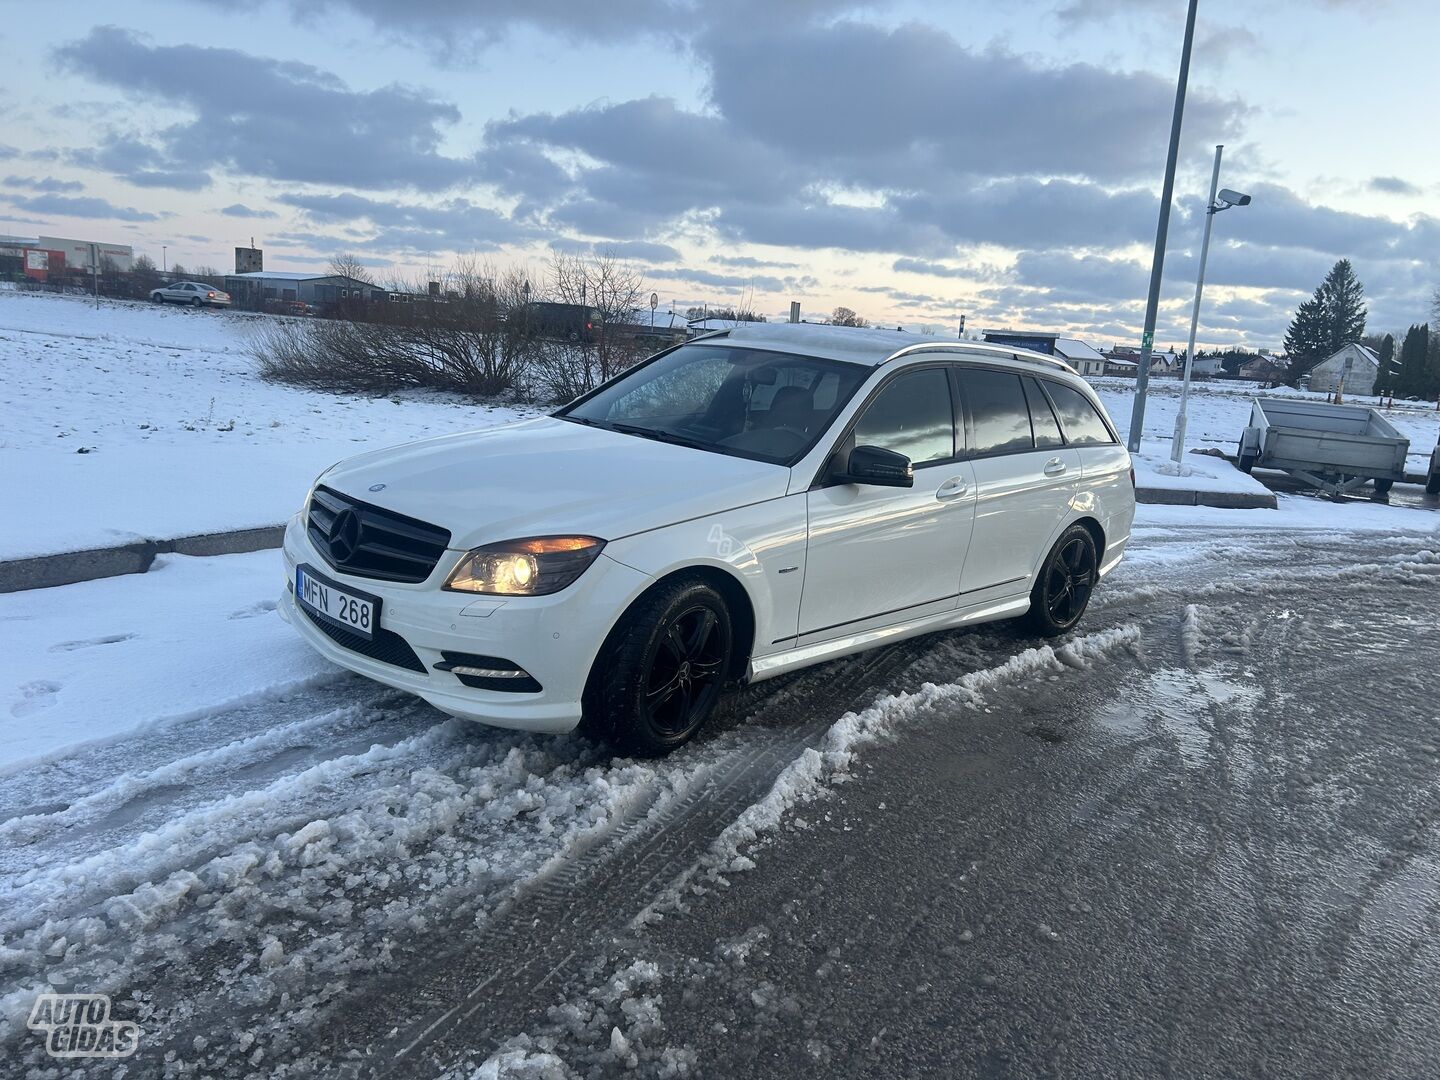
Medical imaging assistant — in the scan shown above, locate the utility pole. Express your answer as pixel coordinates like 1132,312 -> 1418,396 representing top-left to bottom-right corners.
1171,145 -> 1223,463
1126,0 -> 1200,453
91,243 -> 99,309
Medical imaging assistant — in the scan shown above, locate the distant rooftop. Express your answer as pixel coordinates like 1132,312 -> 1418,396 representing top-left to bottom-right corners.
226,270 -> 369,282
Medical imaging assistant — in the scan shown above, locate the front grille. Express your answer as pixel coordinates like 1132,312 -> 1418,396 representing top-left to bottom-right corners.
299,602 -> 427,672
307,486 -> 451,583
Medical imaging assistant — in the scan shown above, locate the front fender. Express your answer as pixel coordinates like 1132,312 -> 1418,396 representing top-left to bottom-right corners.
600,494 -> 809,657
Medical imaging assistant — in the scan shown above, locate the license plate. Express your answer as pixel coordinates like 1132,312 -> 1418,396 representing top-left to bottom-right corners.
295,564 -> 379,641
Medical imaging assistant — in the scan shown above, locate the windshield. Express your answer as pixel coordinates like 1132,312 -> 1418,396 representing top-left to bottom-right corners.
558,344 -> 870,465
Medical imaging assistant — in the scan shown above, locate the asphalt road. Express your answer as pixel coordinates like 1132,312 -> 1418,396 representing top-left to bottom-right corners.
4,521 -> 1439,1078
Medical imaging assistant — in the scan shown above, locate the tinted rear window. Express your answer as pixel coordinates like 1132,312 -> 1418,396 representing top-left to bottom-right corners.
1023,377 -> 1065,449
1043,382 -> 1116,447
959,369 -> 1032,455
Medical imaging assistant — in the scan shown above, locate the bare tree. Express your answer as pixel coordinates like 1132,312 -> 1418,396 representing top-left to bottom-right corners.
830,306 -> 868,328
329,253 -> 375,284
546,249 -> 646,383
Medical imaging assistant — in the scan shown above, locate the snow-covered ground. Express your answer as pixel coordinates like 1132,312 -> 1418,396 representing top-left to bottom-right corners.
0,291 -> 532,560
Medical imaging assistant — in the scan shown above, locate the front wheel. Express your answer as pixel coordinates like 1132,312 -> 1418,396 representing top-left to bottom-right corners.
583,578 -> 734,757
191,297 -> 203,307
1374,478 -> 1394,495
1026,525 -> 1098,637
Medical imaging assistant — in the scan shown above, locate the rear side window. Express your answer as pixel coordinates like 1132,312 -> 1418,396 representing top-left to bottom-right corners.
851,367 -> 954,465
1023,377 -> 1064,449
1044,382 -> 1116,446
958,369 -> 1032,456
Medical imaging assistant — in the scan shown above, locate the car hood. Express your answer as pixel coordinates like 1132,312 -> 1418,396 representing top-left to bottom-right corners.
321,416 -> 792,550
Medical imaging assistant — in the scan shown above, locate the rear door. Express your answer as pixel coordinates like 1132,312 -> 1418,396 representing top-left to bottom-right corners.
956,366 -> 1080,602
799,365 -> 975,642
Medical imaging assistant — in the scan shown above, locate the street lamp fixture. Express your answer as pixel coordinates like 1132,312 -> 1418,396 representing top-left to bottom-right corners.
1170,145 -> 1252,464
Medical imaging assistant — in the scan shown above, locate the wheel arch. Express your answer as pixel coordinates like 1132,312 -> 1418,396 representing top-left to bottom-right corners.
586,564 -> 757,695
1073,515 -> 1106,562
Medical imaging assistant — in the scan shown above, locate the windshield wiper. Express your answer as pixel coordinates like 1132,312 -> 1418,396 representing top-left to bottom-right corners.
608,423 -> 709,451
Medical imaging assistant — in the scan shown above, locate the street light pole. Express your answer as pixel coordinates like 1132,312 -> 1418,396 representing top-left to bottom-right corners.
1171,144 -> 1224,463
1126,0 -> 1200,454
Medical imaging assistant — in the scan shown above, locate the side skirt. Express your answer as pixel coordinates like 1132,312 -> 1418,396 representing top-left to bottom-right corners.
746,595 -> 1030,685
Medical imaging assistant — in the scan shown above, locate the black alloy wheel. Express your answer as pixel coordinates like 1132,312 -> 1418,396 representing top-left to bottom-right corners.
1027,525 -> 1098,636
644,605 -> 728,738
583,577 -> 735,757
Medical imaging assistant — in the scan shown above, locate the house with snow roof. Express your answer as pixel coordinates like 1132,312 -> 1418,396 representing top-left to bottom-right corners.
980,330 -> 1107,377
1308,342 -> 1380,395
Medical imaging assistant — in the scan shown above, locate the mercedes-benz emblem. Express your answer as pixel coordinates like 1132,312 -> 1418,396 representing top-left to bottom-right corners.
328,508 -> 362,562
368,483 -> 386,492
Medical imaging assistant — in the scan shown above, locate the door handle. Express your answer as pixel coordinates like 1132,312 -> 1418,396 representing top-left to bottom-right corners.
1044,458 -> 1067,477
936,476 -> 968,500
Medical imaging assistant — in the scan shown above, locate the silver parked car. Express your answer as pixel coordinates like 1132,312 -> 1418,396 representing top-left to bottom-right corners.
149,281 -> 231,307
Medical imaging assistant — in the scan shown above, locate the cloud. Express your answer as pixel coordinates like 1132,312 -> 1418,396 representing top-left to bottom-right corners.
703,22 -> 1241,187
1368,175 -> 1421,196
279,191 -> 532,251
4,175 -> 83,193
3,193 -> 162,222
649,266 -> 819,293
219,203 -> 278,219
56,26 -> 472,190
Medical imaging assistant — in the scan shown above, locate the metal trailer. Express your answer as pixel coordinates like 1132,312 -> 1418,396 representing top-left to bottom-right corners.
1237,397 -> 1409,499
1427,437 -> 1440,495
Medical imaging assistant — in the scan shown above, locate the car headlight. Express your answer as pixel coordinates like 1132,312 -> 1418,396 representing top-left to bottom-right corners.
444,536 -> 606,596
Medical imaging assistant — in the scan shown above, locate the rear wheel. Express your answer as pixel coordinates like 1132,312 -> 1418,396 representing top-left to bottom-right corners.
1026,525 -> 1098,637
1427,472 -> 1440,496
582,578 -> 734,757
1237,453 -> 1256,473
1374,478 -> 1394,495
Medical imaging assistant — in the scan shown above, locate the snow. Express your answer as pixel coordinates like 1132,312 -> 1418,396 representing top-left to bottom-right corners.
0,291 -> 534,560
1130,447 -> 1273,496
0,549 -> 334,774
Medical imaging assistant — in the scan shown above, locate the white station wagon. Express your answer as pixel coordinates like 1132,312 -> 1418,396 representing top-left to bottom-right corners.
280,324 -> 1135,755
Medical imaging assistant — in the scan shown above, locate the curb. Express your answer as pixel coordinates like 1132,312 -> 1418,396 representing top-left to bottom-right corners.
1135,486 -> 1277,510
0,525 -> 285,594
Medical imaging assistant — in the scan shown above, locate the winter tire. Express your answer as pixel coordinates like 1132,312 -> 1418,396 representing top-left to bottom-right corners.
1237,453 -> 1256,474
583,577 -> 733,757
1026,525 -> 1098,637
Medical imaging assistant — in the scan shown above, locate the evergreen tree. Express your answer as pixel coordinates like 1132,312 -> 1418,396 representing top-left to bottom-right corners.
1422,327 -> 1440,401
1374,333 -> 1396,394
1322,259 -> 1367,349
1282,259 -> 1369,385
1284,289 -> 1329,383
1394,324 -> 1429,398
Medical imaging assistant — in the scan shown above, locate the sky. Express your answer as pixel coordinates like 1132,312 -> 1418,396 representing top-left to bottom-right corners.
2,0 -> 1437,349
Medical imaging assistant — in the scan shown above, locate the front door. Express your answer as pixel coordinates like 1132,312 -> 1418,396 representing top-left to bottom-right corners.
799,366 -> 976,641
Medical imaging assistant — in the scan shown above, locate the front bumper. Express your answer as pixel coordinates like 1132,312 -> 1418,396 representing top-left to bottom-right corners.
279,513 -> 649,733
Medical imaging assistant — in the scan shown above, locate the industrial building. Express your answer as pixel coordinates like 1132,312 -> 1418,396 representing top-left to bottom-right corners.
223,270 -> 387,309
0,234 -> 134,281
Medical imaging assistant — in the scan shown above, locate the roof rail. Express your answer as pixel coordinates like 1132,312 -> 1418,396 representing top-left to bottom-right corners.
885,341 -> 1078,375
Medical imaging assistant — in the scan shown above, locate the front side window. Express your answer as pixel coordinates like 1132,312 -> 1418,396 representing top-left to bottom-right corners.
850,368 -> 954,465
1044,382 -> 1117,447
959,369 -> 1033,456
560,345 -> 870,465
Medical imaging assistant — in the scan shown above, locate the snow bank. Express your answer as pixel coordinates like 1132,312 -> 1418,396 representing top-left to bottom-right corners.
0,550 -> 335,773
0,291 -> 533,559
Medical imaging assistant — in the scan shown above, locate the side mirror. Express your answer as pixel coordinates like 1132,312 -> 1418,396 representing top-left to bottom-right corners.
842,444 -> 913,488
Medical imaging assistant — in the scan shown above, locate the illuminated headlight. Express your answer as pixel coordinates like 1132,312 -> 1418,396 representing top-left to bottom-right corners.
444,536 -> 605,596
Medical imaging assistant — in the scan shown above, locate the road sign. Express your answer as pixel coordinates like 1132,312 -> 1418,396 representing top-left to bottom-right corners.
1141,330 -> 1154,350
